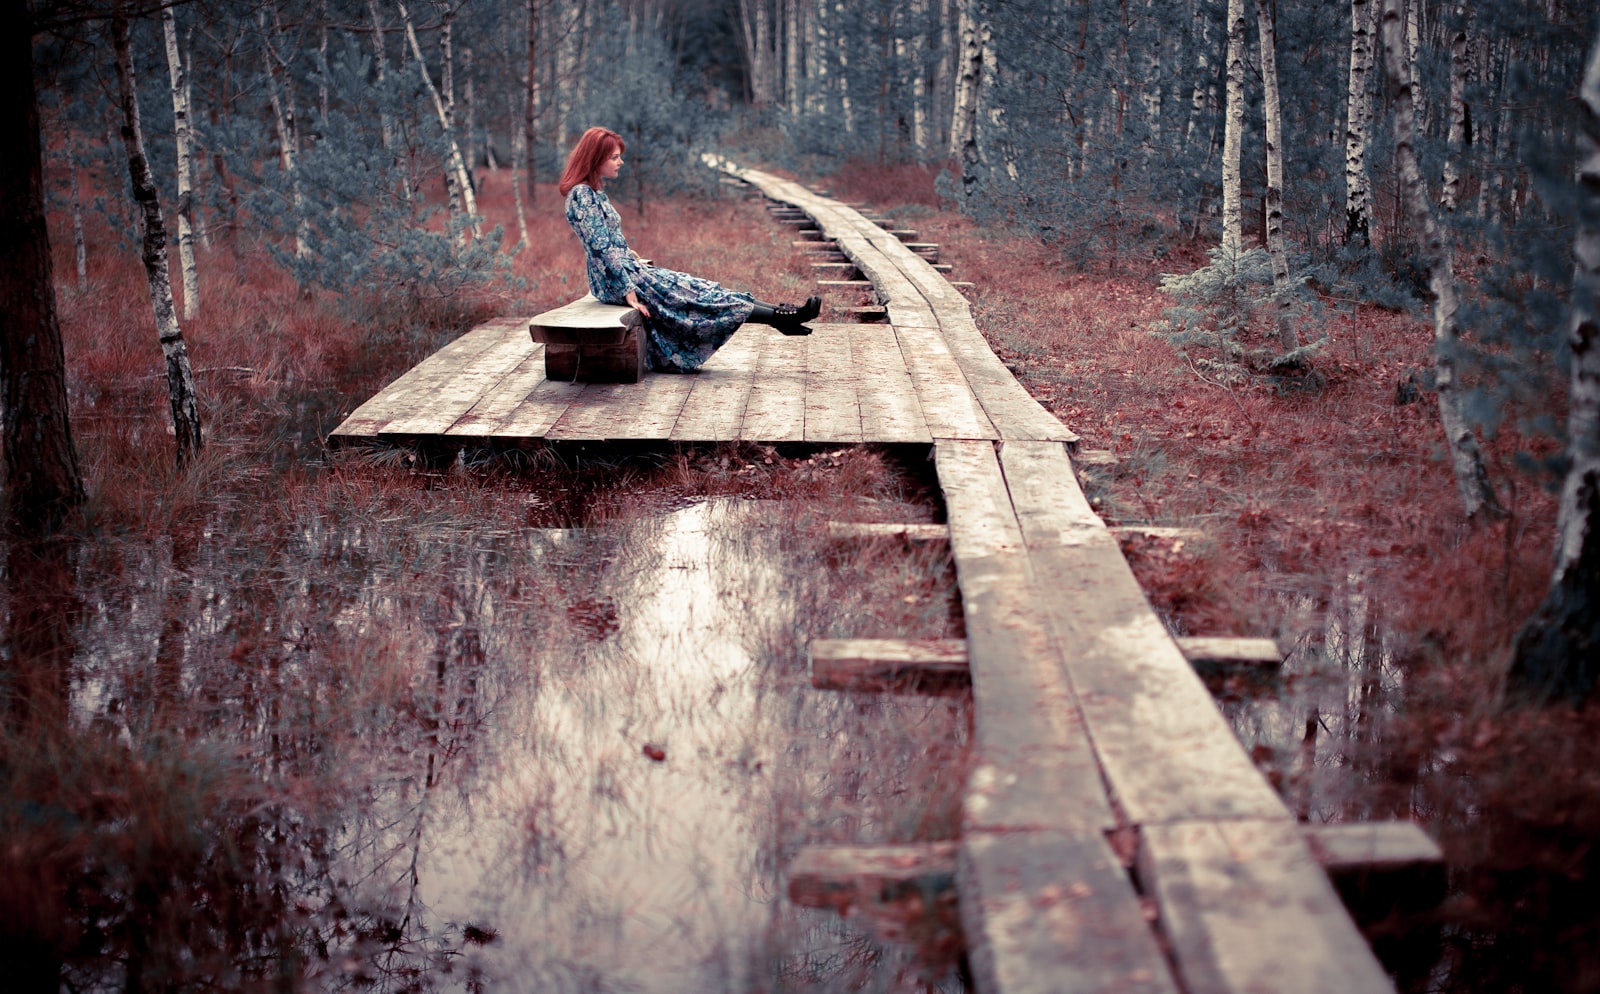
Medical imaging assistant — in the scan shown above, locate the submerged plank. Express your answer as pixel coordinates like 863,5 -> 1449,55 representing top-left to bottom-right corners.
788,842 -> 960,912
808,638 -> 970,694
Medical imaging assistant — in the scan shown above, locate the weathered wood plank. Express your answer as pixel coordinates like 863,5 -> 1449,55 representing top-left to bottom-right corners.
997,440 -> 1289,826
330,320 -> 519,437
528,294 -> 639,344
788,841 -> 960,912
823,521 -> 947,542
493,374 -> 587,438
738,327 -> 807,442
444,345 -> 550,436
939,312 -> 1078,443
1175,637 -> 1284,667
895,323 -> 997,441
960,830 -> 1180,994
803,323 -> 864,443
668,327 -> 761,441
808,638 -> 969,694
851,325 -> 933,444
935,439 -> 1114,835
1137,819 -> 1396,994
379,324 -> 536,436
545,370 -> 694,440
1305,821 -> 1447,931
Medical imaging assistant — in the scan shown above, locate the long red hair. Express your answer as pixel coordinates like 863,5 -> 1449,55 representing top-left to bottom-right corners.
559,127 -> 624,196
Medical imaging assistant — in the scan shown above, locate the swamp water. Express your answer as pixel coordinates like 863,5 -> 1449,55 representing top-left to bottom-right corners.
6,491 -> 968,993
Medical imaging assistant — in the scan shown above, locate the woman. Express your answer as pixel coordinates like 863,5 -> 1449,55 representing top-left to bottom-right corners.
560,127 -> 821,373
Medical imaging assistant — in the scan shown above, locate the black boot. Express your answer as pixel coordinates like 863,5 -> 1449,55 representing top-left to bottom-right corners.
748,296 -> 822,336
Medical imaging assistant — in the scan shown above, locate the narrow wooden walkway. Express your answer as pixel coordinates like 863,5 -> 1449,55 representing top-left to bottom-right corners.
329,162 -> 1409,994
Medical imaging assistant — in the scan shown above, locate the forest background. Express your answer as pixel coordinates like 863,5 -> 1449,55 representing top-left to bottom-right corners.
3,0 -> 1599,990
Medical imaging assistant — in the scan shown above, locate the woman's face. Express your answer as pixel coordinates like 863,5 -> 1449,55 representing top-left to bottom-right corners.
599,145 -> 624,182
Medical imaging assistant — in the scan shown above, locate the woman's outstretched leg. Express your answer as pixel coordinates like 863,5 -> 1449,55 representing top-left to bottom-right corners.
745,297 -> 822,336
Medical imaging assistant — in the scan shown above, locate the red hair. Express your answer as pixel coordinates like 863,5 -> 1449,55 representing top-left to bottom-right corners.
559,127 -> 625,196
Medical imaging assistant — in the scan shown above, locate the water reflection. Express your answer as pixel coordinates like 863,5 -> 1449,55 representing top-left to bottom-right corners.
26,493 -> 966,991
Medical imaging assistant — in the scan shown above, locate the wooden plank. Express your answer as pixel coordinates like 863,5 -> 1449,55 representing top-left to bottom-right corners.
493,374 -> 587,438
669,327 -> 761,441
788,841 -> 960,912
935,439 -> 1114,835
529,294 -> 639,344
546,370 -> 694,440
1175,637 -> 1284,667
809,638 -> 969,694
1305,822 -> 1447,929
938,312 -> 1078,443
894,323 -> 997,441
802,323 -> 863,444
851,325 -> 933,444
960,830 -> 1180,994
379,324 -> 536,436
738,327 -> 807,442
824,521 -> 946,542
444,345 -> 550,436
1137,819 -> 1396,994
997,440 -> 1288,826
330,320 -> 519,437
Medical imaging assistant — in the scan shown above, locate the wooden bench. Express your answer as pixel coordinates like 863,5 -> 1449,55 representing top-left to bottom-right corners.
528,294 -> 646,384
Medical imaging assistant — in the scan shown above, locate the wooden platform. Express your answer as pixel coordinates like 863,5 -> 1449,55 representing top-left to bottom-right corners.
330,160 -> 1409,994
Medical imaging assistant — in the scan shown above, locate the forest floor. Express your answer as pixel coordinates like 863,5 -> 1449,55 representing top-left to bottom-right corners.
6,160 -> 1598,992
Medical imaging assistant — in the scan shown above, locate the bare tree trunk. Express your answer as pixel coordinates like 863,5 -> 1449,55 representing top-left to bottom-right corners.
534,0 -> 547,201
835,0 -> 853,132
739,0 -> 778,106
1440,3 -> 1469,211
1380,0 -> 1501,522
397,0 -> 480,238
1256,0 -> 1297,351
949,0 -> 980,156
258,9 -> 310,260
1511,25 -> 1600,699
785,0 -> 802,118
1221,0 -> 1246,253
367,0 -> 395,151
69,135 -> 87,290
1345,0 -> 1378,243
112,9 -> 203,467
162,6 -> 200,321
1,7 -> 84,530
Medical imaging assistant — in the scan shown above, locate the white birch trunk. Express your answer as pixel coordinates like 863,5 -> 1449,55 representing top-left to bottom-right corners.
258,10 -> 310,260
1406,0 -> 1426,135
739,0 -> 777,105
1345,0 -> 1378,242
1441,3 -> 1469,211
1187,0 -> 1213,152
112,10 -> 202,465
1221,0 -> 1246,254
525,0 -> 539,205
1380,0 -> 1502,522
397,0 -> 480,238
1255,0 -> 1297,351
835,0 -> 853,133
808,0 -> 828,116
70,143 -> 87,290
317,0 -> 330,127
785,0 -> 802,118
507,91 -> 529,244
162,7 -> 199,321
949,0 -> 980,157
367,0 -> 395,151
1510,26 -> 1600,696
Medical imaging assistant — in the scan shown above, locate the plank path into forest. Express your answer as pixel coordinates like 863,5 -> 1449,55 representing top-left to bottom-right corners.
328,163 -> 1405,994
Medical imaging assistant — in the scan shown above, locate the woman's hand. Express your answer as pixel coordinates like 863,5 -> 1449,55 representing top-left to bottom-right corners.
625,292 -> 651,319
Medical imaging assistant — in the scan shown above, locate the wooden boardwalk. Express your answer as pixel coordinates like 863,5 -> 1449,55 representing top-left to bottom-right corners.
329,163 -> 1416,994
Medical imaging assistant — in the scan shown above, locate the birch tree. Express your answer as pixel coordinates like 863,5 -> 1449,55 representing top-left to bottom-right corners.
1254,0 -> 1297,351
112,6 -> 204,466
162,5 -> 199,320
1380,0 -> 1501,522
1220,0 -> 1246,253
1440,3 -> 1469,212
1345,0 -> 1378,242
1510,23 -> 1600,699
2,2 -> 84,530
258,8 -> 310,260
397,0 -> 480,239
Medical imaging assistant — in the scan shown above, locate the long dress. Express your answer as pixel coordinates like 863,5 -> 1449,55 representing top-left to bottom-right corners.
565,183 -> 755,373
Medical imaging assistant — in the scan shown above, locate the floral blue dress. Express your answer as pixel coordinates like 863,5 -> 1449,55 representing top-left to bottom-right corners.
565,184 -> 755,372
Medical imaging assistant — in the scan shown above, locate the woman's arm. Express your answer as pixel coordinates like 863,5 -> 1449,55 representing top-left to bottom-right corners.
568,187 -> 640,295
